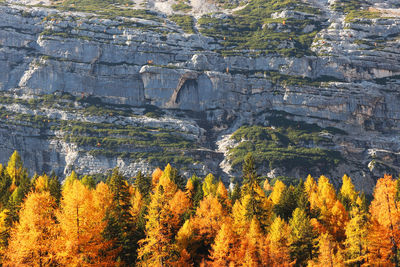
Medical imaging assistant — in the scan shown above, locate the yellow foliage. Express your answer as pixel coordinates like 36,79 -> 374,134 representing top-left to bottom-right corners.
130,188 -> 144,222
367,174 -> 400,265
192,195 -> 226,247
176,219 -> 194,252
270,180 -> 286,204
268,216 -> 291,266
202,173 -> 217,197
340,174 -> 357,203
34,175 -> 49,192
4,192 -> 59,266
209,219 -> 237,266
151,167 -> 163,188
57,179 -> 115,265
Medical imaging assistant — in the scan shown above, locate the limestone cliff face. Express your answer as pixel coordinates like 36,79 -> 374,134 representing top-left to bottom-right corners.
1,0 -> 400,192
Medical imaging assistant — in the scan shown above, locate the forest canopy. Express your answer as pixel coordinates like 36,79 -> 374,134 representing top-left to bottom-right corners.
0,151 -> 398,266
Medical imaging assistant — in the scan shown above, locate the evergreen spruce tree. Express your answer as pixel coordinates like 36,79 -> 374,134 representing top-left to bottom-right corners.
105,168 -> 137,265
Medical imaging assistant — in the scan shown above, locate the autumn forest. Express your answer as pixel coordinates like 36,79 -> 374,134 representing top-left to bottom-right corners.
0,151 -> 398,266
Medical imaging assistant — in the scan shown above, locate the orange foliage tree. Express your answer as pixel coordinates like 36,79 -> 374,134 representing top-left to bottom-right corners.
367,174 -> 400,265
4,191 -> 59,266
57,180 -> 115,266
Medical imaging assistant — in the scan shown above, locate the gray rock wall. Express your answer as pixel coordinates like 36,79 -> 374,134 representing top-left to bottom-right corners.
0,2 -> 400,192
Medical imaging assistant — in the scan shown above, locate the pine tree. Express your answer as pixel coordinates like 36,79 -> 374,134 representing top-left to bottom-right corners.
0,165 -> 11,210
239,154 -> 272,230
274,185 -> 298,221
134,171 -> 152,198
48,174 -> 62,205
81,175 -> 96,189
229,182 -> 241,205
105,168 -> 137,265
289,208 -> 318,265
294,179 -> 311,216
241,153 -> 261,196
0,208 -> 12,262
186,174 -> 204,212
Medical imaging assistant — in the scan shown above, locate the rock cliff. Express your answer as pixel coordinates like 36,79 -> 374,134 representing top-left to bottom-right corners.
1,0 -> 400,192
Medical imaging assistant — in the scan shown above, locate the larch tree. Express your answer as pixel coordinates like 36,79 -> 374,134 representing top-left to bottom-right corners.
366,219 -> 393,265
176,219 -> 195,266
208,219 -> 237,266
138,164 -> 181,266
216,181 -> 231,211
202,173 -> 217,197
368,174 -> 400,266
235,218 -> 265,266
168,189 -> 192,234
232,195 -> 250,237
270,180 -> 286,205
5,191 -> 59,266
57,179 -> 116,266
308,233 -> 344,267
268,216 -> 292,266
344,202 -> 368,266
339,174 -> 358,211
6,151 -> 27,190
151,168 -> 163,189
310,176 -> 348,242
190,194 -> 227,264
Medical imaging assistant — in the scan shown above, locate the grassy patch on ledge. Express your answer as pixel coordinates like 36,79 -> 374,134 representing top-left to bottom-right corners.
333,0 -> 381,23
171,2 -> 192,12
198,0 -> 323,57
169,15 -> 195,34
54,0 -> 161,21
229,122 -> 343,173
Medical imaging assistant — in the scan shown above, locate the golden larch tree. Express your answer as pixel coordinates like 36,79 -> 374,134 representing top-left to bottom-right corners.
367,174 -> 400,265
4,191 -> 59,266
208,219 -> 237,266
138,164 -> 181,266
57,179 -> 115,266
268,216 -> 292,266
